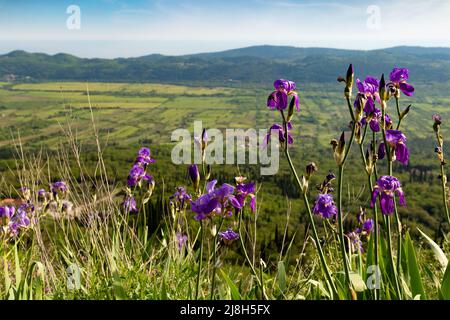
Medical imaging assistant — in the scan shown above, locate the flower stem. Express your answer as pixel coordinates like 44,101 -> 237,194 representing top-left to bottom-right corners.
381,103 -> 402,299
238,210 -> 267,299
280,110 -> 338,298
336,99 -> 357,291
434,126 -> 450,226
440,163 -> 450,226
210,216 -> 224,300
337,164 -> 351,288
358,128 -> 380,300
395,97 -> 403,130
195,220 -> 203,300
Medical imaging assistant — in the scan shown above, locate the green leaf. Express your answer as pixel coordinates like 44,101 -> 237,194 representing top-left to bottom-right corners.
277,261 -> 286,293
440,262 -> 450,300
405,233 -> 426,299
307,279 -> 330,299
220,270 -> 241,300
418,228 -> 448,270
14,243 -> 22,287
112,272 -> 127,300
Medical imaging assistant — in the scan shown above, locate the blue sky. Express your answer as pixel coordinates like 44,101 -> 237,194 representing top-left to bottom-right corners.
0,0 -> 449,58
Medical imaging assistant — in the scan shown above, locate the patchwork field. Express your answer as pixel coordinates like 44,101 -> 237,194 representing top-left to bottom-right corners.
1,81 -> 447,150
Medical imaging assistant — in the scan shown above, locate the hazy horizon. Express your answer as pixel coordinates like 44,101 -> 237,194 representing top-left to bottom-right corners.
2,44 -> 450,60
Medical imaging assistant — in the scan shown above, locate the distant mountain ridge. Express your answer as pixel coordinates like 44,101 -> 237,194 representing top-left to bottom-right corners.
1,46 -> 450,84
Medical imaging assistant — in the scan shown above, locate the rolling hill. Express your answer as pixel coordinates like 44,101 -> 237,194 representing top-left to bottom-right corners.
1,45 -> 450,84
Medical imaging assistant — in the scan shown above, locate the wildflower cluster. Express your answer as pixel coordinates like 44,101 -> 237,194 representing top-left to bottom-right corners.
1,181 -> 69,239
0,204 -> 32,237
122,147 -> 156,213
261,64 -> 414,298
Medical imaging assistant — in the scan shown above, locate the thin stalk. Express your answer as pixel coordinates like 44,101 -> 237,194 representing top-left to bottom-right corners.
440,163 -> 450,226
210,216 -> 224,299
395,96 -> 402,130
259,261 -> 266,300
337,165 -> 351,287
373,131 -> 379,181
392,98 -> 404,297
280,110 -> 338,297
381,102 -> 402,299
358,124 -> 380,300
238,210 -> 267,299
195,220 -> 204,300
336,98 -> 357,290
385,215 -> 401,299
369,175 -> 380,300
434,126 -> 450,226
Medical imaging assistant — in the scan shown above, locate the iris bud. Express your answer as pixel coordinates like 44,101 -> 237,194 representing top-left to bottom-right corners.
379,74 -> 388,102
400,104 -> 411,121
331,132 -> 346,165
188,164 -> 200,193
306,162 -> 318,179
286,96 -> 296,122
344,64 -> 354,98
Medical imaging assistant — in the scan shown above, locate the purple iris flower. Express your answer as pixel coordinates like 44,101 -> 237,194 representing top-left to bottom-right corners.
170,187 -> 192,208
191,193 -> 220,221
361,108 -> 392,132
8,204 -> 32,236
313,193 -> 337,219
0,206 -> 15,219
235,181 -> 257,212
263,122 -> 293,147
176,232 -> 188,252
127,164 -> 145,186
389,68 -> 414,97
190,180 -> 238,220
135,147 -> 155,166
348,231 -> 364,253
371,175 -> 406,215
51,181 -> 68,195
218,228 -> 240,245
267,79 -> 299,111
362,219 -> 374,234
37,189 -> 46,198
378,129 -> 409,165
122,195 -> 138,213
355,76 -> 381,114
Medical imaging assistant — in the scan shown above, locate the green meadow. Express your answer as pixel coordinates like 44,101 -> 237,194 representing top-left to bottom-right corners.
0,79 -> 449,299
